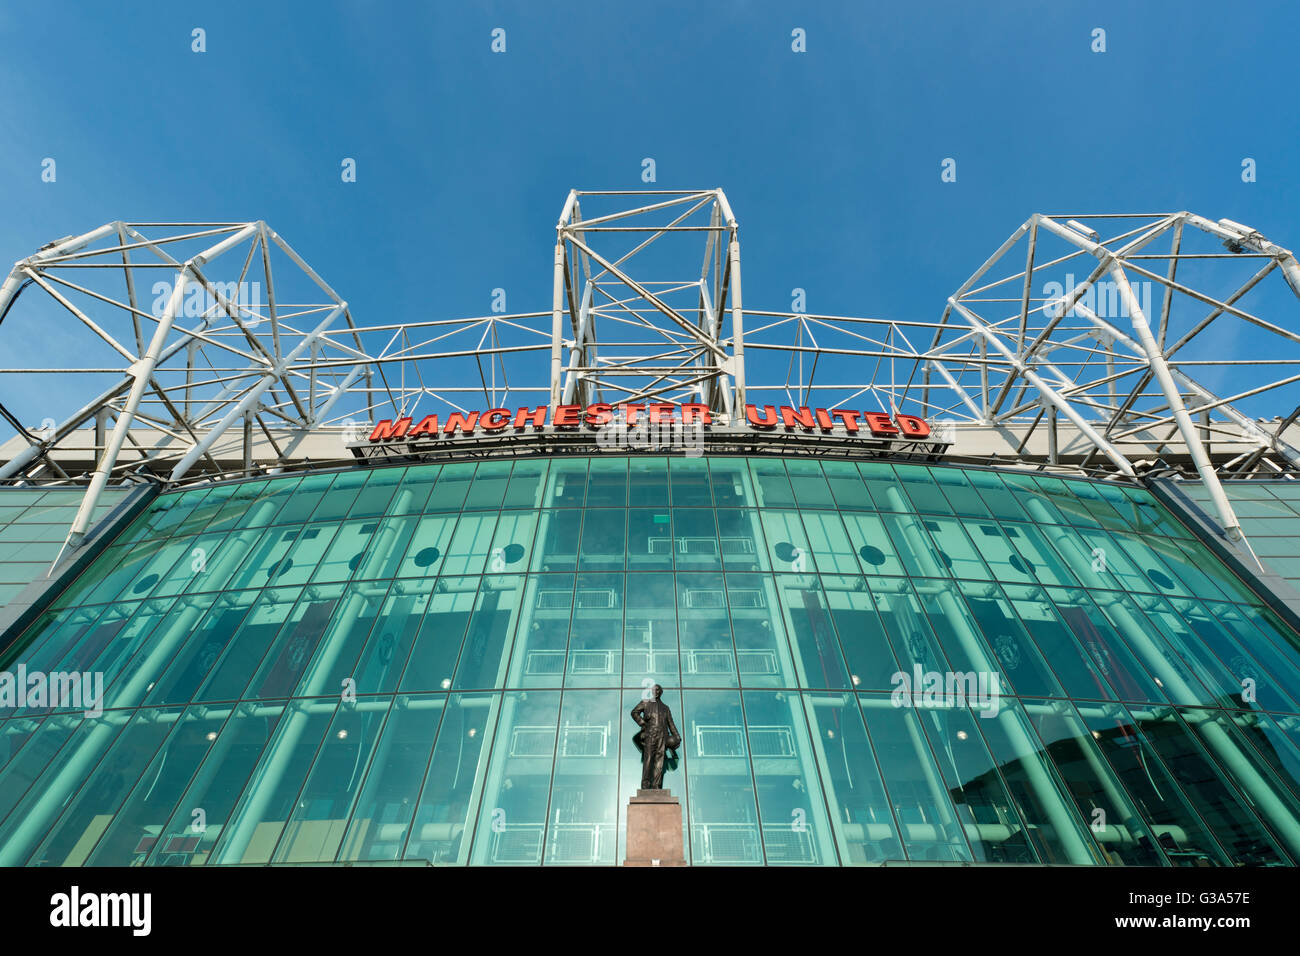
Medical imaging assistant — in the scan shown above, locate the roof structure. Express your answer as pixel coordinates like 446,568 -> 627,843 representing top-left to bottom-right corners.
2,191 -> 1299,554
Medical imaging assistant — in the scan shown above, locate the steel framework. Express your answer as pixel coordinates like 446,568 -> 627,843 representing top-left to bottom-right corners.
2,193 -> 1299,555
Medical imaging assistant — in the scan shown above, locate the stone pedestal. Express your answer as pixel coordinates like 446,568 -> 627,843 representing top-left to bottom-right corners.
623,789 -> 686,866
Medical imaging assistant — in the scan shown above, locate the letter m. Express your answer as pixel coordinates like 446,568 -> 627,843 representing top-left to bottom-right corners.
369,418 -> 412,441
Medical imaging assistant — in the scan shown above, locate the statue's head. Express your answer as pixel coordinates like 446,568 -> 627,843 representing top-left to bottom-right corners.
653,684 -> 663,700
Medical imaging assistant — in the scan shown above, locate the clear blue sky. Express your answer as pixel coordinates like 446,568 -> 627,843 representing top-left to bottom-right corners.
1,0 -> 1297,429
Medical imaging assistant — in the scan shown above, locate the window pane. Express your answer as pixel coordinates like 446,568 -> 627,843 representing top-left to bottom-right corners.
470,690 -> 560,865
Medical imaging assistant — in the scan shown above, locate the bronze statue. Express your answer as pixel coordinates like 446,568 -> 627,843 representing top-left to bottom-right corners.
631,685 -> 681,790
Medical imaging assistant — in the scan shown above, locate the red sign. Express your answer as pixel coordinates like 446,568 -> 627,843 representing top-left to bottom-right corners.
367,403 -> 931,442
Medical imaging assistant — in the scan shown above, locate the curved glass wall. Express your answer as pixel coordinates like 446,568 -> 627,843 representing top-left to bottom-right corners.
2,456 -> 1300,866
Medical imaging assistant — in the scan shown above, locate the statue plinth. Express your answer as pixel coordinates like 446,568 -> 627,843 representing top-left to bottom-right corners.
623,789 -> 686,866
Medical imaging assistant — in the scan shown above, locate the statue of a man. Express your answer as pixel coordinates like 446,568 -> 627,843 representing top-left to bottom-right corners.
630,685 -> 681,790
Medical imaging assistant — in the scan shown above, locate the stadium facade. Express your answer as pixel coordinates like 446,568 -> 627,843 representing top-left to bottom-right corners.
2,192 -> 1300,866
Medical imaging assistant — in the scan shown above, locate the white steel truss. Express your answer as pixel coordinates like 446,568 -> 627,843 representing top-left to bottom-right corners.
1,196 -> 1299,555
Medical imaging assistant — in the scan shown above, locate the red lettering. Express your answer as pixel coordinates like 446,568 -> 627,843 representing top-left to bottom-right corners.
623,404 -> 646,426
585,403 -> 613,426
680,403 -> 712,425
553,404 -> 582,427
647,403 -> 676,424
369,418 -> 412,441
480,408 -> 511,431
513,406 -> 547,429
781,406 -> 817,430
814,408 -> 834,430
895,414 -> 931,438
407,415 -> 440,438
863,412 -> 899,437
443,411 -> 480,435
830,409 -> 861,433
746,404 -> 778,428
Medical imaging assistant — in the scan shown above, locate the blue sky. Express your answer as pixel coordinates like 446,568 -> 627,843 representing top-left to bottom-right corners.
0,0 -> 1297,429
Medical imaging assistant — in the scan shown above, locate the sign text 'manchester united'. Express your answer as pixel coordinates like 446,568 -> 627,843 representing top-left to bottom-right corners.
367,404 -> 932,442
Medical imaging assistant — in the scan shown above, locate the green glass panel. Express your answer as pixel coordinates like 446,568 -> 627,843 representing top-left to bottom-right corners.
194,587 -> 302,703
452,576 -> 525,691
748,459 -> 795,508
893,464 -> 954,515
309,471 -> 371,522
858,694 -> 973,862
507,574 -> 574,688
337,694 -> 445,862
821,460 -> 874,511
799,511 -> 859,574
209,699 -> 337,864
470,690 -> 561,865
243,585 -> 346,700
774,574 -> 850,690
395,514 -> 458,578
677,572 -> 737,689
802,692 -> 903,863
921,517 -> 991,580
1045,587 -> 1167,704
578,508 -> 625,572
404,692 -> 497,865
531,509 -> 581,572
785,460 -> 835,509
624,572 -> 679,687
545,460 -> 588,508
273,698 -> 392,862
716,509 -> 768,572
1126,704 -> 1290,864
24,707 -> 179,866
628,458 -> 669,508
82,706 -> 226,866
1023,698 -> 1167,866
708,458 -> 757,508
856,462 -> 908,513
683,689 -> 761,865
398,576 -> 478,693
424,463 -> 475,513
566,574 -> 623,688
913,703 -> 1039,863
760,510 -> 817,573
391,463 -> 441,514
1072,701 -> 1229,865
673,508 -> 722,572
502,460 -> 548,509
998,582 -> 1112,702
670,457 -> 712,507
462,462 -> 511,511
145,590 -> 260,706
584,459 -> 627,507
725,573 -> 798,688
439,512 -> 498,576
970,698 -> 1103,864
546,689 -> 620,864
145,701 -> 284,865
957,581 -> 1063,698
347,467 -> 407,518
741,690 -> 837,865
352,516 -> 418,581
930,467 -> 992,518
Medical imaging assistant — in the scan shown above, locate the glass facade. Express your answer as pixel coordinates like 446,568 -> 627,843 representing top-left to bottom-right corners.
0,487 -> 132,605
3,456 -> 1300,866
1171,479 -> 1300,596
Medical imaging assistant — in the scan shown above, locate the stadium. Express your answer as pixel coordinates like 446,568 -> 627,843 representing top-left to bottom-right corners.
1,189 -> 1300,866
